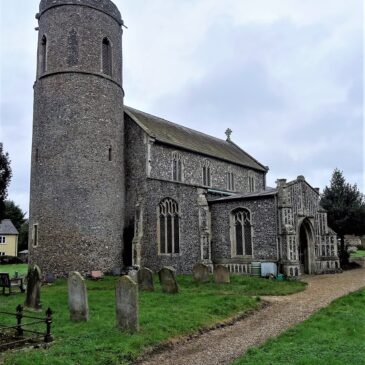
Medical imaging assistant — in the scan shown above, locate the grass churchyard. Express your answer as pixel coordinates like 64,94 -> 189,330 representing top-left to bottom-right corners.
0,265 -> 305,365
231,288 -> 365,365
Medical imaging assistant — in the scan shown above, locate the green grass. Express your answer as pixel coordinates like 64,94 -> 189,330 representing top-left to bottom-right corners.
0,265 -> 305,365
350,249 -> 365,258
231,288 -> 365,365
0,263 -> 28,277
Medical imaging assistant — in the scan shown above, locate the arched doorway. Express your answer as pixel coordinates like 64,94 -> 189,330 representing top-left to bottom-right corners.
298,218 -> 314,274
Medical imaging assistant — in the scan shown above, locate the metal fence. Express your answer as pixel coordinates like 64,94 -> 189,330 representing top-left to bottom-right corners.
0,305 -> 53,351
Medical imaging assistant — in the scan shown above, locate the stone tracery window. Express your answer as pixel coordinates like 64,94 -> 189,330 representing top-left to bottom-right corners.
158,198 -> 180,254
172,152 -> 183,182
232,208 -> 252,256
202,160 -> 211,187
102,37 -> 112,76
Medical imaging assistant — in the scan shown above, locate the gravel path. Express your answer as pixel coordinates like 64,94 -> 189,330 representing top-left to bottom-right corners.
137,268 -> 365,365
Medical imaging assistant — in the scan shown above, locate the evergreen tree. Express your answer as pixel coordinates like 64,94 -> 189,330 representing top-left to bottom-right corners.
320,169 -> 365,266
4,200 -> 26,231
0,143 -> 12,220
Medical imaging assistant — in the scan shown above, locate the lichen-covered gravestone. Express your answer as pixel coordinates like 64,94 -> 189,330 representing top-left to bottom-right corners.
158,267 -> 179,294
214,264 -> 230,284
25,265 -> 42,310
137,267 -> 154,291
193,263 -> 210,283
68,272 -> 89,321
115,275 -> 139,332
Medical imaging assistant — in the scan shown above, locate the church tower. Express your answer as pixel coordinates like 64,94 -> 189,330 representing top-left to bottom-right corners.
29,0 -> 125,276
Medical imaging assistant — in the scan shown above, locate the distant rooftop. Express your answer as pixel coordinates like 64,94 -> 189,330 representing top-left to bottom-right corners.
0,219 -> 19,235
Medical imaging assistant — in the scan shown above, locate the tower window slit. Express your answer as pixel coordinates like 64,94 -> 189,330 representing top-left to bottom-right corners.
102,38 -> 112,76
40,35 -> 47,73
108,147 -> 112,161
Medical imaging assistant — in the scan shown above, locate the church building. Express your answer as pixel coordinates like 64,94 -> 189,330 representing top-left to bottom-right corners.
29,0 -> 340,277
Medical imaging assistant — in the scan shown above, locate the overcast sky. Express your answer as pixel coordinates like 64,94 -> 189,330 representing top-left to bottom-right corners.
0,0 -> 363,215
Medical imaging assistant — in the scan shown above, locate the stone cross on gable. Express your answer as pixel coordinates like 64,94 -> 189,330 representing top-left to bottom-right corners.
225,128 -> 232,141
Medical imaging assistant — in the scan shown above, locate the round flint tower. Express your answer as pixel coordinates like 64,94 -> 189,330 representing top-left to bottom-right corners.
29,0 -> 125,276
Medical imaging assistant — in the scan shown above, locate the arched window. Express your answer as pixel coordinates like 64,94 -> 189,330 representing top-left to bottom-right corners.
40,35 -> 47,73
102,37 -> 112,76
172,152 -> 183,182
158,198 -> 180,254
67,29 -> 79,66
202,160 -> 211,187
232,208 -> 252,256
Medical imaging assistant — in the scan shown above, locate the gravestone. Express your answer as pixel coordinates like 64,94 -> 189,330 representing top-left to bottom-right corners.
158,267 -> 179,294
137,267 -> 154,291
24,265 -> 42,310
115,275 -> 139,332
214,264 -> 230,284
68,271 -> 89,321
128,268 -> 139,283
192,263 -> 210,283
43,272 -> 56,284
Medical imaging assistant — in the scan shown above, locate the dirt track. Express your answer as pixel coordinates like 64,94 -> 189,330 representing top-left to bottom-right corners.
137,268 -> 365,365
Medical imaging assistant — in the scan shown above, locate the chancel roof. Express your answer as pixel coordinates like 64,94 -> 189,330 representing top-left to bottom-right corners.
125,107 -> 267,172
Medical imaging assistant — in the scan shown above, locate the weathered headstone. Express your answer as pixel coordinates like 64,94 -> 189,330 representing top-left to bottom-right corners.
68,271 -> 89,321
158,267 -> 179,294
193,263 -> 210,283
137,267 -> 154,291
43,272 -> 56,284
115,275 -> 139,332
24,265 -> 42,310
128,268 -> 139,283
214,264 -> 230,284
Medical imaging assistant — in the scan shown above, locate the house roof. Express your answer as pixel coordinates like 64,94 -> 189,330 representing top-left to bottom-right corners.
0,220 -> 19,235
125,106 -> 268,172
208,187 -> 277,203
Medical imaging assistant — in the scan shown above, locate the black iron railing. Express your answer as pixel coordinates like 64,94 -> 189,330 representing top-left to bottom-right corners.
0,305 -> 53,351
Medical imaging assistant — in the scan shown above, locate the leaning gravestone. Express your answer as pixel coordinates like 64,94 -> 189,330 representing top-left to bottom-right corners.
68,271 -> 89,321
193,263 -> 210,283
137,267 -> 154,291
25,265 -> 42,310
158,267 -> 179,294
116,276 -> 139,332
214,264 -> 230,284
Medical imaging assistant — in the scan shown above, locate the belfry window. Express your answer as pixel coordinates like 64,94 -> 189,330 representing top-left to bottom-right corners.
102,37 -> 112,76
172,152 -> 183,182
40,35 -> 47,73
226,172 -> 235,191
67,29 -> 79,66
232,208 -> 252,256
158,198 -> 180,254
202,161 -> 211,187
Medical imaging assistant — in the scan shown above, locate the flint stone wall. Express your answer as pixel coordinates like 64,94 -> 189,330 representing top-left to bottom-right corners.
150,143 -> 265,193
210,196 -> 277,263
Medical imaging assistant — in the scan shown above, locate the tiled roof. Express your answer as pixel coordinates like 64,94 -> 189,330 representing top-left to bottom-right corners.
0,219 -> 19,235
208,187 -> 277,203
125,106 -> 267,172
